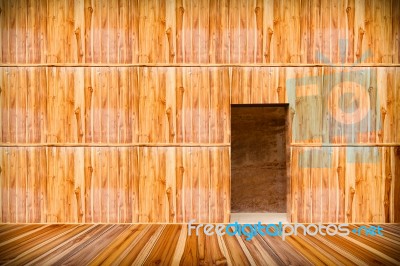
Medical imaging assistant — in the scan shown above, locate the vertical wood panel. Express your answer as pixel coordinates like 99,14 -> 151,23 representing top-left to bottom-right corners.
108,148 -> 118,223
1,66 -> 395,145
396,69 -> 400,143
130,147 -> 139,222
0,147 -> 230,223
183,146 -> 191,222
16,0 -> 26,63
394,147 -> 400,222
8,0 -> 16,63
393,0 -> 400,63
16,147 -> 26,222
0,68 -> 7,142
0,0 -> 399,225
183,68 -> 191,142
229,0 -> 240,63
0,0 -> 397,64
100,68 -> 109,142
0,0 -> 6,63
291,146 -> 398,223
108,68 -> 118,143
0,67 -> 221,144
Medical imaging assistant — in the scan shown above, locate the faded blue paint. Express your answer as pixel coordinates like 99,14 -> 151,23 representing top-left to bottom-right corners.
286,42 -> 381,168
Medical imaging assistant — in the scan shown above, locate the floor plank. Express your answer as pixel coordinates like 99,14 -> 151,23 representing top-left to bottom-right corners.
0,224 -> 398,265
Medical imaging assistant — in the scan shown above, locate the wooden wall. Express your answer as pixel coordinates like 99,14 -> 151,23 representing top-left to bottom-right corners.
0,67 -> 231,144
0,0 -> 398,64
0,147 -> 230,223
0,0 -> 399,223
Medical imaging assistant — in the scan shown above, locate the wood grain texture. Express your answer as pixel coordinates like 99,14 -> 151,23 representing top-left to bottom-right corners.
0,67 -> 232,144
0,224 -> 399,265
0,66 -> 399,224
290,147 -> 399,223
0,0 -> 398,64
1,67 -> 399,145
0,0 -> 399,224
232,67 -> 400,145
0,147 -> 230,223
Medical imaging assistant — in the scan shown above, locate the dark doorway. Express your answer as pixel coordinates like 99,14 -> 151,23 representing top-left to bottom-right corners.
231,104 -> 289,213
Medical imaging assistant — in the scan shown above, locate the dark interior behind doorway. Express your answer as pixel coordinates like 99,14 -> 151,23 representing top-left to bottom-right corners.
231,104 -> 288,213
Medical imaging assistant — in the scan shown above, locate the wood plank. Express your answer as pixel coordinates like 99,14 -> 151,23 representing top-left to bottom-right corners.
0,224 -> 75,261
53,225 -> 129,265
239,0 -> 247,63
143,225 -> 181,264
229,0 -> 240,63
92,0 -> 101,63
182,146 -> 191,222
118,147 -> 129,222
394,147 -> 400,222
8,0 -> 16,63
0,0 -> 398,64
28,224 -> 109,265
87,224 -> 147,265
0,224 -> 41,239
8,68 -> 16,143
181,67 -> 191,143
130,146 -> 139,222
0,68 -> 6,142
191,146 -> 199,222
107,224 -> 162,264
0,224 -> 397,264
6,225 -> 92,265
199,146 -> 210,223
0,1 -> 10,63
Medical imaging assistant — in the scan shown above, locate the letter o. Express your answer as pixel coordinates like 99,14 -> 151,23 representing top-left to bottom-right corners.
306,224 -> 318,236
327,81 -> 370,125
326,224 -> 338,236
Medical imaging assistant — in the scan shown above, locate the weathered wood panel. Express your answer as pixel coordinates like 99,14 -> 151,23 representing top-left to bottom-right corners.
0,147 -> 230,223
0,147 -> 46,223
232,67 -> 400,145
0,0 -> 398,64
290,146 -> 399,223
1,67 -> 400,145
0,67 -> 231,144
0,0 -> 398,225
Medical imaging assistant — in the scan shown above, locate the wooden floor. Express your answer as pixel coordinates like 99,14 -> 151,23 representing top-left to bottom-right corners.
0,224 -> 399,265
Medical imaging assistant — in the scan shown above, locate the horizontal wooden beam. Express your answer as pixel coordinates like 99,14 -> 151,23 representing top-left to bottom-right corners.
0,143 -> 230,148
2,143 -> 400,148
291,143 -> 400,147
1,63 -> 400,67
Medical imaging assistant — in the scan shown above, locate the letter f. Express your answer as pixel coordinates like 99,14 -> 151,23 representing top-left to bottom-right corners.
188,219 -> 196,236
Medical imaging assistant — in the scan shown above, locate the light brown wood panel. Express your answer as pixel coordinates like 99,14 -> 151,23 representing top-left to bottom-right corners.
0,0 -> 398,226
0,147 -> 230,223
0,67 -> 230,144
2,66 -> 399,145
232,67 -> 400,145
0,147 -> 46,223
290,146 -> 400,223
0,0 -> 398,64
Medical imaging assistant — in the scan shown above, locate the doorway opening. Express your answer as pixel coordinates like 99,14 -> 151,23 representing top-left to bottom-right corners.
231,104 -> 289,223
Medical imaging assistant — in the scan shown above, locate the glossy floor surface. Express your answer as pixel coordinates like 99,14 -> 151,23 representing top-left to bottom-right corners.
0,224 -> 399,265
